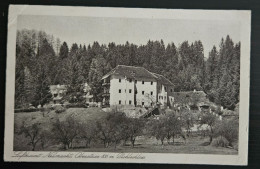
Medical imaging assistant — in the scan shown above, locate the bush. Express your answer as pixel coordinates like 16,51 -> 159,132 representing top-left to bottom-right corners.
55,106 -> 66,114
15,108 -> 40,113
214,119 -> 238,146
211,136 -> 229,147
65,103 -> 88,108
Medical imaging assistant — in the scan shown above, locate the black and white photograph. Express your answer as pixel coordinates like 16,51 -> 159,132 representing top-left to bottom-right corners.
4,5 -> 251,165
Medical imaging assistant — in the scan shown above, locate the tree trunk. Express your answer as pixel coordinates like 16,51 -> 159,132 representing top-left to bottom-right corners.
209,126 -> 213,143
32,144 -> 36,151
114,142 -> 117,149
131,138 -> 135,148
209,135 -> 213,143
172,134 -> 175,144
123,138 -> 127,146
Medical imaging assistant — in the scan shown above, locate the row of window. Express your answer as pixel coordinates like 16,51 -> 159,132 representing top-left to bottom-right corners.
119,78 -> 154,85
118,100 -> 153,106
158,96 -> 167,100
118,79 -> 173,92
119,100 -> 132,105
118,89 -> 154,95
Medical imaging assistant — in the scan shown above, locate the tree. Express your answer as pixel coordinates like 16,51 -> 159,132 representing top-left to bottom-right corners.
52,116 -> 81,149
31,67 -> 52,107
79,121 -> 98,148
214,118 -> 238,147
96,111 -> 127,148
59,42 -> 69,59
125,118 -> 145,147
199,113 -> 219,143
147,114 -> 182,145
181,109 -> 195,136
147,118 -> 168,145
19,122 -> 42,151
88,57 -> 109,102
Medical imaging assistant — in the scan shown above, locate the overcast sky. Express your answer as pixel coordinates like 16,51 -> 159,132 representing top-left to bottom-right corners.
17,15 -> 241,57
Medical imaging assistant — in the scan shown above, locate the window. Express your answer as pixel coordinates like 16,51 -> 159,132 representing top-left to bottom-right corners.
129,78 -> 132,82
142,102 -> 144,106
151,103 -> 153,106
142,91 -> 145,95
129,89 -> 132,93
119,79 -> 121,83
165,86 -> 167,90
119,89 -> 121,93
119,100 -> 121,104
164,96 -> 166,100
151,81 -> 153,85
54,94 -> 58,97
135,80 -> 137,84
142,81 -> 144,84
129,100 -> 132,105
171,89 -> 173,92
151,91 -> 153,95
135,90 -> 137,94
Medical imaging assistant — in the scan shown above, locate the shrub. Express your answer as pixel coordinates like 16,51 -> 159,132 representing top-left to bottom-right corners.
211,136 -> 229,147
65,103 -> 88,108
15,108 -> 40,113
55,105 -> 66,114
214,118 -> 238,146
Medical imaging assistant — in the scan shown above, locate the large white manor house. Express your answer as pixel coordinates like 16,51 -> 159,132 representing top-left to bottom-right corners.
101,65 -> 175,107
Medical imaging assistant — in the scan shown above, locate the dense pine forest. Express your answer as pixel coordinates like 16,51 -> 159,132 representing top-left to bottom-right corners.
15,29 -> 240,110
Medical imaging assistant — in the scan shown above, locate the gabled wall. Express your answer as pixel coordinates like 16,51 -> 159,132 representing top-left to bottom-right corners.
109,75 -> 135,106
135,77 -> 157,107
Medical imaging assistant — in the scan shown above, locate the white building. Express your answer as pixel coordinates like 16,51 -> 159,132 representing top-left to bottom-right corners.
49,83 -> 93,104
101,65 -> 174,107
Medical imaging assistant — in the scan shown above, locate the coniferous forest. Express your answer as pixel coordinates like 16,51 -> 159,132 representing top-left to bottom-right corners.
15,29 -> 240,110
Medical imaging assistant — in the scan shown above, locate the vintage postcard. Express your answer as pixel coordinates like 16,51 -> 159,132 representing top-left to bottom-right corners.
4,5 -> 251,165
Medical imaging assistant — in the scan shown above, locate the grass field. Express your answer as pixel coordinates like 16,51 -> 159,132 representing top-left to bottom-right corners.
66,136 -> 238,154
14,108 -> 238,154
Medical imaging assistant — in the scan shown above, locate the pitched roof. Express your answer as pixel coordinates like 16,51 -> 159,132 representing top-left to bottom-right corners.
172,91 -> 209,105
101,65 -> 174,86
153,73 -> 174,86
49,85 -> 67,94
102,65 -> 157,80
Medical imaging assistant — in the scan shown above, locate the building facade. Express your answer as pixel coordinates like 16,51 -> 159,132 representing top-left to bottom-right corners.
101,65 -> 174,107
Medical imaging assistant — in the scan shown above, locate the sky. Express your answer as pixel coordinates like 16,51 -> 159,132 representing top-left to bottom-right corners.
17,15 -> 241,57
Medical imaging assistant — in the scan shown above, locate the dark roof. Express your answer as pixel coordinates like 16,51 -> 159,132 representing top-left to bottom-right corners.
153,73 -> 174,86
102,65 -> 156,80
50,85 -> 67,94
102,65 -> 174,87
172,91 -> 209,105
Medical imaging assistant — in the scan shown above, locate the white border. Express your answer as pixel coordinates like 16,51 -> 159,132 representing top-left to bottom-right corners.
4,5 -> 251,165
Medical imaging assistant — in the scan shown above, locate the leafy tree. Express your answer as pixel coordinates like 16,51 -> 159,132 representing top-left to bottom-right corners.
214,118 -> 238,147
19,122 -> 42,151
200,113 -> 219,143
96,111 -> 127,148
125,118 -> 145,147
79,121 -> 98,148
52,116 -> 81,149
